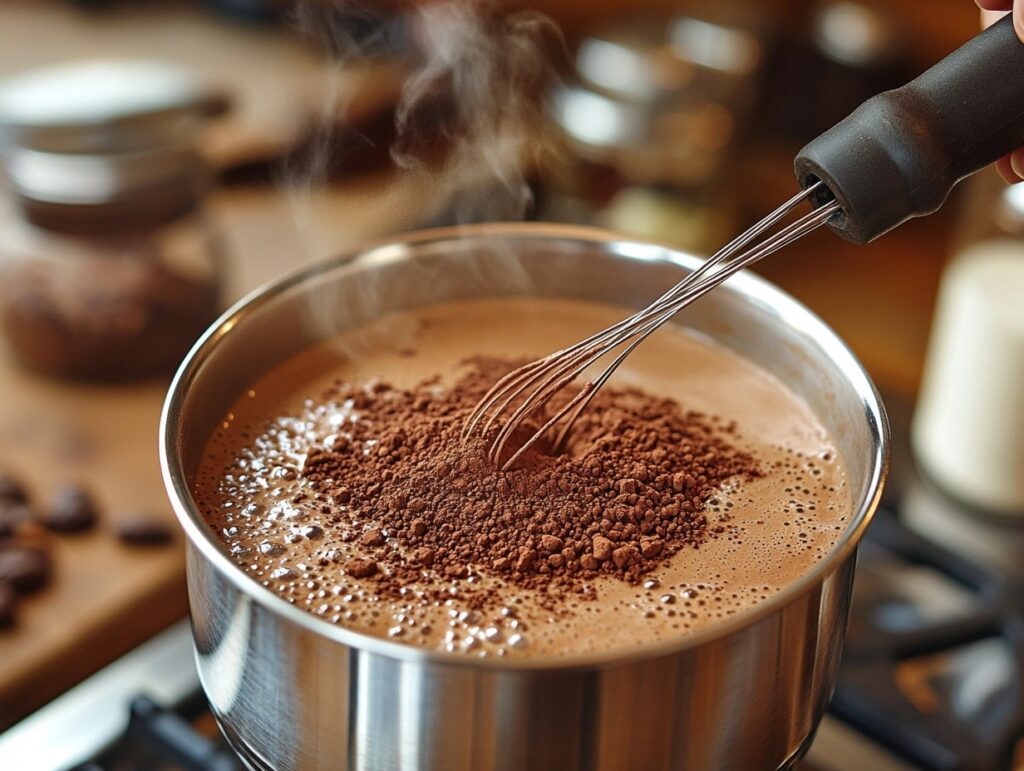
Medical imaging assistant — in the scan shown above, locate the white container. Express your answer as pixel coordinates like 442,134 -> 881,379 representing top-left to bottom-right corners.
913,239 -> 1024,514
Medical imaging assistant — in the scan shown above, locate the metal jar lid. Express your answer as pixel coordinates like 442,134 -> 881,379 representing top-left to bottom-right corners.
0,60 -> 227,207
548,7 -> 764,187
575,12 -> 763,103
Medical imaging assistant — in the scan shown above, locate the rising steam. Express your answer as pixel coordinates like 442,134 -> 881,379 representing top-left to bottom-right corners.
285,0 -> 562,232
392,1 -> 561,222
283,0 -> 564,358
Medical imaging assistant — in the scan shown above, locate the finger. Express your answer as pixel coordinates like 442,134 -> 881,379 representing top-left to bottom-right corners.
1015,0 -> 1024,41
996,155 -> 1022,182
1010,148 -> 1024,179
982,9 -> 1011,28
976,0 -> 1012,9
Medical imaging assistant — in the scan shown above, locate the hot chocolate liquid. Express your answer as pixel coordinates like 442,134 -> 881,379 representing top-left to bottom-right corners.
193,298 -> 849,658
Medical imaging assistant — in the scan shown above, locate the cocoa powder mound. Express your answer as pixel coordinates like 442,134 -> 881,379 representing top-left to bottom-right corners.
302,357 -> 760,593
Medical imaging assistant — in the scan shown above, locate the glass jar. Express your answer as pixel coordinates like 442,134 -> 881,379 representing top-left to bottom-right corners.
0,60 -> 226,380
0,197 -> 221,380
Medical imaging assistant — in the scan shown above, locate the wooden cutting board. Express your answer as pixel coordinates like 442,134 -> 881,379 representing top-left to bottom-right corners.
0,364 -> 188,729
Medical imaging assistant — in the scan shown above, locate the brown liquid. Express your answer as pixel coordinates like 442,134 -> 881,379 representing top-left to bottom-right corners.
193,298 -> 850,658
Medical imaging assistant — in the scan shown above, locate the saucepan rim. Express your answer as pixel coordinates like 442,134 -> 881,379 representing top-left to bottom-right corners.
160,221 -> 889,671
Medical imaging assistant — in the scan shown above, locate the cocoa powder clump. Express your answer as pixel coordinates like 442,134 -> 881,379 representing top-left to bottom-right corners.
302,358 -> 759,592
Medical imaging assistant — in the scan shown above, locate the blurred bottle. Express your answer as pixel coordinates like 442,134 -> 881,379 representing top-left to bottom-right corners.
0,61 -> 228,381
912,176 -> 1024,516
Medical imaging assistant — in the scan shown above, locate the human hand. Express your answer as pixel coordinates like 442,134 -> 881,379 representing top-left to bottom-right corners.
976,2 -> 1024,181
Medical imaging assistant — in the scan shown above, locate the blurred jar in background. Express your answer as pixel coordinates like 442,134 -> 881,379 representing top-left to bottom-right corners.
0,61 -> 226,381
913,175 -> 1024,515
542,2 -> 768,253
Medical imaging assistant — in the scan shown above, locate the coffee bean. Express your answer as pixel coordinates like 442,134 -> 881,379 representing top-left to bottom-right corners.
0,474 -> 27,505
116,514 -> 174,547
0,547 -> 51,593
0,504 -> 32,539
0,582 -> 16,628
42,485 -> 97,533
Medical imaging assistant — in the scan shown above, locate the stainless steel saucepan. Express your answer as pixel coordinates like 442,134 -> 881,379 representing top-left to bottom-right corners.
160,223 -> 888,771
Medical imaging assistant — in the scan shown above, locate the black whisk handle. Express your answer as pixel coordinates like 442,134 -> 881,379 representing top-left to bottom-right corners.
795,14 -> 1024,245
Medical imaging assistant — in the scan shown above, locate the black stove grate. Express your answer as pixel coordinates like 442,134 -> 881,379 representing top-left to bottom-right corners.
832,508 -> 1024,771
70,695 -> 241,771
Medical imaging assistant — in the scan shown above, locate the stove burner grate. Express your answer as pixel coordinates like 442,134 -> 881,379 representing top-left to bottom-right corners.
832,509 -> 1024,771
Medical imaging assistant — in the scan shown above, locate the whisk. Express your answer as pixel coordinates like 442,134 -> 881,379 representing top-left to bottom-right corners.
464,14 -> 1024,469
464,185 -> 841,469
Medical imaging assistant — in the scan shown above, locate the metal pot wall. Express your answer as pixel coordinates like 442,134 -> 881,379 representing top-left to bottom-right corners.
160,223 -> 888,771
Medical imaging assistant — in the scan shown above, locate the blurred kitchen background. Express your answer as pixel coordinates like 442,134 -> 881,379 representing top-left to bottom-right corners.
2,1 -> 1024,770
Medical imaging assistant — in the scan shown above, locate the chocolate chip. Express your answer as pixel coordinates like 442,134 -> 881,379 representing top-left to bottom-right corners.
42,486 -> 97,533
0,547 -> 51,593
116,514 -> 174,547
345,558 -> 378,578
0,582 -> 16,628
0,474 -> 28,505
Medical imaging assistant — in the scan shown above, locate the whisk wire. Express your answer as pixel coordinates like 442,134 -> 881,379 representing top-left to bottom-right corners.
466,184 -> 840,470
